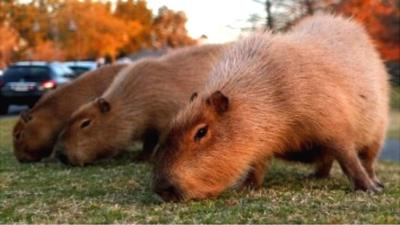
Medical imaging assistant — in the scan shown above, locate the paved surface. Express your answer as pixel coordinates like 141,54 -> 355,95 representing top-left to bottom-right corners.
380,140 -> 400,162
1,105 -> 399,162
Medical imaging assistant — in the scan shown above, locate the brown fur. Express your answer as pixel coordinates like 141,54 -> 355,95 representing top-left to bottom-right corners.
153,14 -> 390,201
57,44 -> 225,166
12,64 -> 125,162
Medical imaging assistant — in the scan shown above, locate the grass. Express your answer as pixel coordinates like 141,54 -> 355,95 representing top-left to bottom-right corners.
0,117 -> 399,223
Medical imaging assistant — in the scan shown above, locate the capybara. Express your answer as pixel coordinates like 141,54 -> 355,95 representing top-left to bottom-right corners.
13,64 -> 126,162
153,15 -> 390,201
57,44 -> 225,166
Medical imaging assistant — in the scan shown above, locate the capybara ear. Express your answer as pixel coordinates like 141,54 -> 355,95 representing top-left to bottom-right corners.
206,91 -> 229,115
96,98 -> 111,113
190,92 -> 198,102
20,109 -> 32,123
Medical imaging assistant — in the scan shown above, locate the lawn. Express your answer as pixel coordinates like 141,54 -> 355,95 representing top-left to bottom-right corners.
0,117 -> 399,223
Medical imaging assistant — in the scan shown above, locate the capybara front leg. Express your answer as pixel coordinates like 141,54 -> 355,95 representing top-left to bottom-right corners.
133,128 -> 159,162
311,154 -> 334,179
359,141 -> 384,188
331,143 -> 379,192
241,157 -> 270,189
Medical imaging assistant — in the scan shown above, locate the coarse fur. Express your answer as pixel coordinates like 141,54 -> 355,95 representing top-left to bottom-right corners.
153,14 -> 390,201
13,64 -> 125,162
58,44 -> 225,166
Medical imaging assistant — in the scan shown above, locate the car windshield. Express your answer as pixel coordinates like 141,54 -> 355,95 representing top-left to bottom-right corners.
67,66 -> 92,76
3,66 -> 51,82
51,63 -> 75,78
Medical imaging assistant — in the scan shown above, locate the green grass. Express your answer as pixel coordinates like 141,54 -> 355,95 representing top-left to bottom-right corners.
0,117 -> 399,223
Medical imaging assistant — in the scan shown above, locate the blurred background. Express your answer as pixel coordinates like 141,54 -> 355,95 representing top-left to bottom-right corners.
0,0 -> 398,70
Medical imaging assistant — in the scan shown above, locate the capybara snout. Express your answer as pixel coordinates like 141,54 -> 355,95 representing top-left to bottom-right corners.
153,174 -> 183,202
13,112 -> 55,162
58,98 -> 116,166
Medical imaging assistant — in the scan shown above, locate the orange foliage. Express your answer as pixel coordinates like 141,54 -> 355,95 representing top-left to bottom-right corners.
334,0 -> 400,61
56,0 -> 142,60
29,40 -> 65,61
0,24 -> 19,68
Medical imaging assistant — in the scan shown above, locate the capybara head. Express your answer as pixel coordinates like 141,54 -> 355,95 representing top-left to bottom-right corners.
57,98 -> 129,166
13,109 -> 59,162
153,91 -> 252,201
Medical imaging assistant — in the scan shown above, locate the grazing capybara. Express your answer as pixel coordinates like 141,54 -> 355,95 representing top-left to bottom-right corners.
13,64 -> 125,162
57,44 -> 225,166
153,15 -> 390,201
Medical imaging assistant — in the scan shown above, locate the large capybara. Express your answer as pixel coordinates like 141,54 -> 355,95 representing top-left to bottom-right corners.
13,64 -> 126,162
153,15 -> 390,201
56,44 -> 225,166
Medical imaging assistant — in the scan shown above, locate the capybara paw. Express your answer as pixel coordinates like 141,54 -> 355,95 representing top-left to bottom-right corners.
373,179 -> 384,189
355,182 -> 383,193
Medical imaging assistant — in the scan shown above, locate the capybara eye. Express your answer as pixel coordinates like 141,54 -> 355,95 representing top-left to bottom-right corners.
194,125 -> 208,142
190,92 -> 198,102
80,119 -> 92,129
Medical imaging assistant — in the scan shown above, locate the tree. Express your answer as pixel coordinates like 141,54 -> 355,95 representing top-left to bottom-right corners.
152,7 -> 197,48
114,0 -> 153,53
56,0 -> 142,60
0,24 -> 19,68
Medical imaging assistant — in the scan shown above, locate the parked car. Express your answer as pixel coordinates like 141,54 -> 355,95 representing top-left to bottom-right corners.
64,61 -> 97,76
0,61 -> 75,114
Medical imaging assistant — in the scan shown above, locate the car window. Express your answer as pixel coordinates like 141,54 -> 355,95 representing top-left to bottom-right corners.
51,64 -> 75,78
68,66 -> 91,76
3,66 -> 51,82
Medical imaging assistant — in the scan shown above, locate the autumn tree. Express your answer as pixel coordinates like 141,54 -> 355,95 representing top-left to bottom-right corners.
114,0 -> 153,53
55,0 -> 142,60
152,6 -> 197,48
0,24 -> 19,68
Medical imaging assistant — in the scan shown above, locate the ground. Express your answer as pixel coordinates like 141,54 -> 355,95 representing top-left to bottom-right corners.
0,116 -> 399,223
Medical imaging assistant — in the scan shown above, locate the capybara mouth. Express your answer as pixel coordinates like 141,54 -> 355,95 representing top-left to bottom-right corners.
15,146 -> 53,163
16,154 -> 42,163
153,177 -> 184,202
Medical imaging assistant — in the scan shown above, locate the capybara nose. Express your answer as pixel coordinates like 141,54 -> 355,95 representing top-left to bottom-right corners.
54,144 -> 69,165
55,149 -> 70,165
154,177 -> 181,202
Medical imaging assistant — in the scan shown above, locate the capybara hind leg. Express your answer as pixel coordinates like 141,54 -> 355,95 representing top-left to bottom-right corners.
241,157 -> 270,189
359,141 -> 384,188
133,129 -> 159,162
330,142 -> 379,192
311,154 -> 334,179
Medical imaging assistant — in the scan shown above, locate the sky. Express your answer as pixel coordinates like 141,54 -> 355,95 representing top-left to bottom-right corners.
19,0 -> 266,43
145,0 -> 266,43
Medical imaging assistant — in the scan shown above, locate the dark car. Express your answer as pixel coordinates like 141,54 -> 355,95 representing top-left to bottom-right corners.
0,61 -> 75,114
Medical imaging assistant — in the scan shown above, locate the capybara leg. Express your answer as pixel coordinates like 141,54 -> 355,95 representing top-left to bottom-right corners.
359,141 -> 384,188
133,129 -> 159,162
311,154 -> 334,179
241,157 -> 270,189
330,143 -> 379,192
